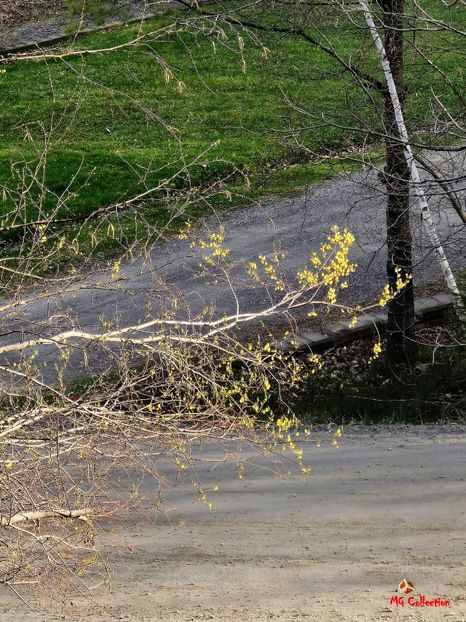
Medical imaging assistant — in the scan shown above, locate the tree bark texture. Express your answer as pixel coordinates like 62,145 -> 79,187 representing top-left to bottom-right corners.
379,0 -> 417,364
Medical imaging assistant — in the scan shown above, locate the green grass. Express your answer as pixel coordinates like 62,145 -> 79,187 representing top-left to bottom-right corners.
293,347 -> 466,425
0,1 -> 463,269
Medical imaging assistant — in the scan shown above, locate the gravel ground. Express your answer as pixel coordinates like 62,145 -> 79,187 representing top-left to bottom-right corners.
0,0 -> 65,32
0,1 -> 162,51
0,424 -> 465,621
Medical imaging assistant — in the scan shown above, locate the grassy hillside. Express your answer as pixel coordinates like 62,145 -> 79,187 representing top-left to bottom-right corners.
0,1 -> 463,266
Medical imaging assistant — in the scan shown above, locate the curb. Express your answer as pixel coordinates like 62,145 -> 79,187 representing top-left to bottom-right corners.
274,293 -> 454,354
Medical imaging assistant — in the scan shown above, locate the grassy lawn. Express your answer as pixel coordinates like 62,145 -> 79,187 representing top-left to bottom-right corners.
292,316 -> 466,424
0,2 -> 463,269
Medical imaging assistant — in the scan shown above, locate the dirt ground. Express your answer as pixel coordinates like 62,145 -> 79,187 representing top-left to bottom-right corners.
0,0 -> 62,27
0,424 -> 465,621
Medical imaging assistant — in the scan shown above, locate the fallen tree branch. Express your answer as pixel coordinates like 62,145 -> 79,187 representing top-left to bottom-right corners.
1,508 -> 92,526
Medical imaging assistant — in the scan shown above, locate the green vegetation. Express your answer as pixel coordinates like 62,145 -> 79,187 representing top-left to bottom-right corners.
0,2 -> 463,262
289,269 -> 466,425
65,0 -> 122,27
291,314 -> 465,425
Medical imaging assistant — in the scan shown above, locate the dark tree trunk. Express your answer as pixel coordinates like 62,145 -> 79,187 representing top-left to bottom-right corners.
379,0 -> 417,364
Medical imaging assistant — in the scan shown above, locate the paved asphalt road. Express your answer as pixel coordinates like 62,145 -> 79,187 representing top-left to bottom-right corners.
0,1 -> 155,52
0,155 -> 464,385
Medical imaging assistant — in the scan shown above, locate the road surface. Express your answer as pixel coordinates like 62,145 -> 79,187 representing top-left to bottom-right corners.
0,424 -> 465,621
0,155 -> 464,384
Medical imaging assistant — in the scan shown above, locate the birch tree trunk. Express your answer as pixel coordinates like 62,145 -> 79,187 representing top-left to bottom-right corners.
359,0 -> 465,347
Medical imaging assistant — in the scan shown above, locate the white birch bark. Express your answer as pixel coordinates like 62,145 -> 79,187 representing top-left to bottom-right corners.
358,0 -> 465,323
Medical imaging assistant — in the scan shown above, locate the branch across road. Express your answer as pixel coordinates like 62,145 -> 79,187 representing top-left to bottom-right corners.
0,155 -> 464,385
0,425 -> 465,621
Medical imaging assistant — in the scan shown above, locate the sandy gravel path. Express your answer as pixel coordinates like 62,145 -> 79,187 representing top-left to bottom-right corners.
1,425 -> 465,621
